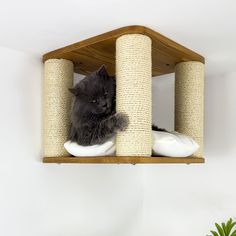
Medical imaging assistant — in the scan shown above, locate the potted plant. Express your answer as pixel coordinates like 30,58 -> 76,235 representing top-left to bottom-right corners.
207,218 -> 236,236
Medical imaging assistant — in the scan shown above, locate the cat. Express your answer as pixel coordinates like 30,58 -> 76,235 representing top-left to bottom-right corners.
69,65 -> 166,146
69,65 -> 129,146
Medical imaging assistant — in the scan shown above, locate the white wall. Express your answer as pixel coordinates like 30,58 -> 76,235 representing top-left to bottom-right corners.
0,46 -> 235,236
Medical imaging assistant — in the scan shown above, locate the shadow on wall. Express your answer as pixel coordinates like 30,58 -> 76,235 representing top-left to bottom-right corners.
152,74 -> 175,131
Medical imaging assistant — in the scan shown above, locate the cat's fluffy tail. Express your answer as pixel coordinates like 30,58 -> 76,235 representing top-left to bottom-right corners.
152,124 -> 167,132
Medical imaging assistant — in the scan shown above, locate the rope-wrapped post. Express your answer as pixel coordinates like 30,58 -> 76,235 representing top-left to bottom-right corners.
116,34 -> 152,156
175,61 -> 204,157
44,59 -> 74,157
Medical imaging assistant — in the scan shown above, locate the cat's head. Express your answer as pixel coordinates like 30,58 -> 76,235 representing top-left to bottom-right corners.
69,65 -> 115,116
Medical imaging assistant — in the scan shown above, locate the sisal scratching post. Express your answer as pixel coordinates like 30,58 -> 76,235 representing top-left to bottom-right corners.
44,59 -> 74,157
175,61 -> 204,157
116,34 -> 152,156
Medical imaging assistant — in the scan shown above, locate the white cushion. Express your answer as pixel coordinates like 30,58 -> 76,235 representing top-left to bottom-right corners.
64,138 -> 115,157
64,131 -> 199,157
152,131 -> 199,157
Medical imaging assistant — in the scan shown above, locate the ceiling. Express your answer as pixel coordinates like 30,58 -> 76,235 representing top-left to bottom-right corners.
0,0 -> 235,76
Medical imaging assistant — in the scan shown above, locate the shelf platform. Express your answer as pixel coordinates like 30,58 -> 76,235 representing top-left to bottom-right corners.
43,25 -> 204,76
43,156 -> 204,164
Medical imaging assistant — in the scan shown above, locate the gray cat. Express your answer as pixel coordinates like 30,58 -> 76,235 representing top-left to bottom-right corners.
69,66 -> 129,146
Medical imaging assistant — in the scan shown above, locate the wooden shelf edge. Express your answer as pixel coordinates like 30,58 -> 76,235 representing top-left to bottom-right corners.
42,25 -> 205,64
43,156 -> 205,164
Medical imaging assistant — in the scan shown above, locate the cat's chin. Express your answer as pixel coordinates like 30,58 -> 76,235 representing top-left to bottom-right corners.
105,108 -> 112,115
92,111 -> 110,116
95,110 -> 112,117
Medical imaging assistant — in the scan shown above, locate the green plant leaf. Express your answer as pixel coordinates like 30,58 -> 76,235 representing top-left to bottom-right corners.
230,229 -> 236,236
215,223 -> 225,236
226,219 -> 233,234
222,223 -> 228,236
209,218 -> 236,236
227,218 -> 233,226
228,222 -> 236,235
211,230 -> 220,236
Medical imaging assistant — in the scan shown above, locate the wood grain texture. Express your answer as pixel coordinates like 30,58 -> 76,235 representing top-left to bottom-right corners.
43,156 -> 205,164
43,25 -> 205,76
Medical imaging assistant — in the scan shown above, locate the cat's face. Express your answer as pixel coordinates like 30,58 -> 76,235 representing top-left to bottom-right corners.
69,66 -> 115,116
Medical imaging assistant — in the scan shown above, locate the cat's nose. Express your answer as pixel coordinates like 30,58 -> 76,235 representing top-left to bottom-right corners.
102,103 -> 107,108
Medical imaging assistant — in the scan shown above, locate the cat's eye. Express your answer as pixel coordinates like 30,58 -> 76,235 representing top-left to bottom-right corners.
91,100 -> 97,103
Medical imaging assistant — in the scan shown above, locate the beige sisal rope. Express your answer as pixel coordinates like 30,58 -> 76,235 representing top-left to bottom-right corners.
175,61 -> 204,157
44,59 -> 74,157
116,34 -> 152,156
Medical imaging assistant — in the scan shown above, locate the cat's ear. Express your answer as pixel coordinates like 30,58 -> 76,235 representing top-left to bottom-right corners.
68,88 -> 79,96
97,65 -> 108,77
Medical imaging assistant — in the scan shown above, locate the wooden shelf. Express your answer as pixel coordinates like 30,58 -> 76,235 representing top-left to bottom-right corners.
42,26 -> 205,166
43,156 -> 204,164
43,25 -> 204,76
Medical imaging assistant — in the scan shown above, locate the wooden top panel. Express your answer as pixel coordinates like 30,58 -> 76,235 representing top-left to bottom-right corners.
43,25 -> 205,76
43,156 -> 205,164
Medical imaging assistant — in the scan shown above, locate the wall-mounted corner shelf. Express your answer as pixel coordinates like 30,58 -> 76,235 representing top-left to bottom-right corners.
43,156 -> 205,164
42,25 -> 205,164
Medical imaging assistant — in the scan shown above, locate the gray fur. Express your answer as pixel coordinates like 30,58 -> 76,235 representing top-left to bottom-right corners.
69,65 -> 129,146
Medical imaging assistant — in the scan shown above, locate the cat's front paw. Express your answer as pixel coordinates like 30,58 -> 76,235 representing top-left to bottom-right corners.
115,112 -> 129,131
